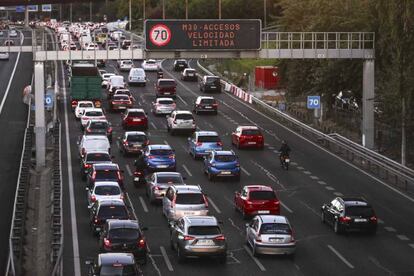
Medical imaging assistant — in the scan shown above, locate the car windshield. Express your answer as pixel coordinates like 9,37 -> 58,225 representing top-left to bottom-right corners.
185,69 -> 195,74
249,191 -> 276,200
100,265 -> 136,276
146,60 -> 156,64
127,135 -> 147,142
128,112 -> 145,117
206,77 -> 220,84
175,193 -> 204,204
123,61 -> 132,65
215,155 -> 236,162
158,80 -> 176,87
150,149 -> 173,156
109,228 -> 139,241
260,223 -> 291,235
111,78 -> 124,86
94,185 -> 120,195
98,205 -> 128,219
241,129 -> 261,136
85,111 -> 103,117
132,70 -> 144,76
157,175 -> 183,184
158,100 -> 174,105
175,114 -> 193,120
86,153 -> 111,162
95,170 -> 118,180
90,122 -> 108,129
198,136 -> 220,143
79,103 -> 93,108
200,99 -> 216,104
188,226 -> 221,235
345,206 -> 374,217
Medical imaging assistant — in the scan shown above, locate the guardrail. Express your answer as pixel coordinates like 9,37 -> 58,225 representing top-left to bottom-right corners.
5,98 -> 34,276
196,61 -> 414,194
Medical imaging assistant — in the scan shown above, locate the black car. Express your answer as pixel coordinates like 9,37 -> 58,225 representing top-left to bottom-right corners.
89,199 -> 130,235
321,197 -> 377,234
87,163 -> 124,189
87,253 -> 143,276
99,220 -> 148,264
200,76 -> 221,93
173,59 -> 188,71
80,151 -> 112,180
84,120 -> 113,143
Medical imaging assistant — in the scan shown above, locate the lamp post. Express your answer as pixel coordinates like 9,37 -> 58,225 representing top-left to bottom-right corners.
162,0 -> 165,19
218,0 -> 222,19
129,0 -> 132,30
185,0 -> 188,19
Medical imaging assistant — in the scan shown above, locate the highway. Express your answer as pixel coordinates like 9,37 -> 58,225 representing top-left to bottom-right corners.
0,30 -> 33,274
55,54 -> 414,276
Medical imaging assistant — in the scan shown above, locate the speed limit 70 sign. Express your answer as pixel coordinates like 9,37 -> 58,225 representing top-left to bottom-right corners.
149,24 -> 171,47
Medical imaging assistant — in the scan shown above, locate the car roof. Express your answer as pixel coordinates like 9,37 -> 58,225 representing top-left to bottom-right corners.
197,96 -> 215,100
98,199 -> 125,206
77,100 -> 94,104
125,131 -> 146,136
184,68 -> 195,71
245,185 -> 274,192
94,181 -> 120,187
83,108 -> 103,112
213,150 -> 234,156
93,163 -> 119,170
83,135 -> 108,141
86,150 -> 110,155
88,119 -> 108,123
107,219 -> 139,230
98,253 -> 135,265
183,216 -> 218,226
158,78 -> 175,82
148,144 -> 172,150
341,197 -> 370,207
146,59 -> 156,62
174,110 -> 192,115
196,131 -> 218,136
154,172 -> 182,177
258,215 -> 288,224
109,75 -> 123,79
157,97 -> 174,101
127,108 -> 145,113
238,125 -> 259,130
173,185 -> 202,193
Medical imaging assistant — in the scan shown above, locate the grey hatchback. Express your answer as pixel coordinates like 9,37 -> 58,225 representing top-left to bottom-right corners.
169,216 -> 227,263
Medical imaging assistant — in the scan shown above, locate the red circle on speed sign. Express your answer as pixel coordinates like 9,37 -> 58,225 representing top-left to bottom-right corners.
149,24 -> 171,47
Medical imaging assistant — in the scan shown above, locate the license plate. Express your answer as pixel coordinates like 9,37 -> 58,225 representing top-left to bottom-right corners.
354,218 -> 367,222
258,210 -> 270,214
118,106 -> 126,109
95,227 -> 101,232
248,142 -> 256,144
188,74 -> 194,76
133,118 -> 141,122
196,239 -> 215,246
134,177 -> 140,182
164,92 -> 170,95
269,238 -> 283,243
204,106 -> 212,109
157,165 -> 168,168
220,171 -> 231,175
210,86 -> 216,88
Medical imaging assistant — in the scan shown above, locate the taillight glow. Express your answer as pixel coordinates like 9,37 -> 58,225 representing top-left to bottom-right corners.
215,235 -> 225,241
138,239 -> 146,248
184,235 -> 195,241
339,216 -> 352,223
91,195 -> 96,202
217,141 -> 223,146
104,238 -> 111,248
196,142 -> 203,146
370,216 -> 377,222
203,195 -> 209,208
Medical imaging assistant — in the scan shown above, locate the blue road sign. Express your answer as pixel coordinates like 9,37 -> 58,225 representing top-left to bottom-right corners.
16,6 -> 25,13
27,5 -> 38,12
45,93 -> 54,109
42,4 -> 52,12
307,95 -> 321,109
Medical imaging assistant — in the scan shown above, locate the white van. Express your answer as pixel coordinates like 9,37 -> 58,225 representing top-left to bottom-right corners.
128,68 -> 146,86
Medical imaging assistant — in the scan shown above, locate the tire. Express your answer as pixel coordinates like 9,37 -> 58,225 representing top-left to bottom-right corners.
170,236 -> 175,250
208,172 -> 214,181
177,245 -> 186,263
321,211 -> 325,223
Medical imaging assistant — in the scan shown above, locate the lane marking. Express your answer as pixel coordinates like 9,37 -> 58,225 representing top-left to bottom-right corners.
291,161 -> 298,166
150,121 -> 158,129
207,196 -> 221,214
325,186 -> 335,191
318,181 -> 327,185
333,192 -> 344,197
139,196 -> 149,213
297,166 -> 304,170
377,219 -> 385,224
327,245 -> 355,269
241,166 -> 251,176
125,164 -> 133,176
228,217 -> 243,234
280,202 -> 293,213
0,31 -> 24,116
61,62 -> 81,276
268,146 -> 275,150
310,175 -> 319,180
384,226 -> 396,232
160,246 -> 174,272
409,244 -> 414,249
396,235 -> 410,241
303,171 -> 312,175
243,245 -> 266,272
182,164 -> 193,177
163,140 -> 169,145
176,94 -> 188,105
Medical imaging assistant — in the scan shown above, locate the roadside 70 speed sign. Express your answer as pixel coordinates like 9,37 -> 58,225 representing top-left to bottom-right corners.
149,24 -> 172,47
307,96 -> 321,109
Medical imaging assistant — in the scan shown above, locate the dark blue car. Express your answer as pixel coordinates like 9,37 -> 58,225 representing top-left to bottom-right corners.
203,150 -> 240,181
143,144 -> 176,172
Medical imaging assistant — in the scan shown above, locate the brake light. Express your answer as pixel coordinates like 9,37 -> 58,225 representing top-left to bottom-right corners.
84,163 -> 92,169
108,127 -> 112,133
290,229 -> 295,242
86,129 -> 92,133
216,141 -> 223,146
95,101 -> 101,108
71,100 -> 78,107
148,156 -> 155,159
154,186 -> 160,191
255,236 -> 262,242
171,197 -> 176,208
203,195 -> 209,208
104,238 -> 111,248
215,235 -> 225,241
91,195 -> 96,202
184,235 -> 195,241
123,141 -> 129,146
134,171 -> 143,176
91,171 -> 96,181
81,148 -> 86,157
370,216 -> 377,222
117,171 -> 122,180
339,216 -> 352,223
196,142 -> 203,146
94,216 -> 99,224
212,103 -> 218,107
138,239 -> 146,248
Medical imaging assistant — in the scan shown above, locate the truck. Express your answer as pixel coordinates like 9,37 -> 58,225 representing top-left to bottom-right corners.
69,62 -> 102,110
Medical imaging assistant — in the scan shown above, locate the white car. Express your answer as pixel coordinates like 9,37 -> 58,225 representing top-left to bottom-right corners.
74,101 -> 94,119
80,108 -> 106,128
151,97 -> 176,115
85,43 -> 98,51
167,110 -> 196,135
101,73 -> 115,88
108,75 -> 125,93
0,52 -> 9,60
98,69 -> 107,77
78,135 -> 110,159
86,181 -> 123,206
141,59 -> 159,71
128,68 -> 146,86
9,30 -> 18,38
117,60 -> 134,72
0,31 -> 3,36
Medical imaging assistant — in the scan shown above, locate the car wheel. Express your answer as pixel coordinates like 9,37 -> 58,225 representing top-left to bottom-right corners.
321,211 -> 325,223
170,236 -> 175,250
208,172 -> 214,181
334,220 -> 342,234
242,209 -> 248,220
177,245 -> 186,263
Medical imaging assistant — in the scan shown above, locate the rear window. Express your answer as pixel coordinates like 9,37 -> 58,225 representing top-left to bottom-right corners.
79,103 -> 93,108
249,191 -> 276,200
113,95 -> 129,101
85,111 -> 103,116
175,193 -> 204,204
146,60 -> 156,64
200,99 -> 216,104
94,185 -> 120,195
90,121 -> 108,129
128,112 -> 145,117
131,70 -> 144,76
109,228 -> 140,241
206,77 -> 220,84
157,175 -> 183,184
158,100 -> 174,105
86,153 -> 111,162
175,114 -> 193,120
150,149 -> 173,156
215,155 -> 236,162
188,226 -> 221,235
98,205 -> 128,219
158,80 -> 176,87
260,223 -> 291,235
126,135 -> 147,142
198,135 -> 220,143
122,61 -> 132,65
100,265 -> 136,276
241,129 -> 261,136
96,170 -> 118,180
345,206 -> 374,217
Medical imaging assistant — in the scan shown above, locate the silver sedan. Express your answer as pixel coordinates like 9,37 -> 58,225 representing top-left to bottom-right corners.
145,172 -> 185,203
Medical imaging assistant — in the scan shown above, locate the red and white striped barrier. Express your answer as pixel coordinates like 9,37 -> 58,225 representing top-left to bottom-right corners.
226,83 -> 252,104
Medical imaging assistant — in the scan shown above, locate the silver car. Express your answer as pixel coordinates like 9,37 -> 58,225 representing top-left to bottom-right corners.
169,216 -> 227,263
151,98 -> 176,115
246,215 -> 296,257
145,172 -> 186,203
162,185 -> 209,222
86,181 -> 123,207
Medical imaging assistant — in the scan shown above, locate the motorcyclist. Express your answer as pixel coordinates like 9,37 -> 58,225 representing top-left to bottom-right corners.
157,69 -> 164,79
133,153 -> 147,185
279,140 -> 291,166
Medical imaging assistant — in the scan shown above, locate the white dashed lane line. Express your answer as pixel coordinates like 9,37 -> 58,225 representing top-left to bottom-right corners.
160,246 -> 174,272
325,186 -> 335,191
303,171 -> 312,175
241,166 -> 251,176
125,164 -> 133,176
409,244 -> 414,249
327,245 -> 355,269
318,181 -> 327,185
333,192 -> 344,197
396,235 -> 410,241
280,202 -> 293,213
243,245 -> 267,272
207,196 -> 222,214
310,175 -> 319,180
138,196 -> 149,213
182,164 -> 193,177
297,166 -> 304,170
384,226 -> 396,232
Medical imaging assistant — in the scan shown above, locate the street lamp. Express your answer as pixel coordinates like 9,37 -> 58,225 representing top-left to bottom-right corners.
129,0 -> 132,30
218,0 -> 221,19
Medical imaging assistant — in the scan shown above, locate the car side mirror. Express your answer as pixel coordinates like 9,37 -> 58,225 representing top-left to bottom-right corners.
245,223 -> 250,228
88,204 -> 93,209
169,221 -> 176,228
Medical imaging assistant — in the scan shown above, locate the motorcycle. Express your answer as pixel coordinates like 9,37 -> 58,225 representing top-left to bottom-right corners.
133,169 -> 145,187
280,154 -> 290,170
157,70 -> 164,79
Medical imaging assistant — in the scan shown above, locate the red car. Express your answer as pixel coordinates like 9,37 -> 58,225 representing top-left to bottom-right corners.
109,94 -> 133,111
155,79 -> 177,98
234,185 -> 280,219
231,126 -> 264,149
121,108 -> 148,130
